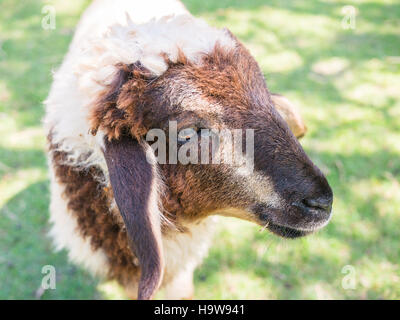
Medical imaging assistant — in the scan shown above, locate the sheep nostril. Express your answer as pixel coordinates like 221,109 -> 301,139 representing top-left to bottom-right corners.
303,197 -> 332,213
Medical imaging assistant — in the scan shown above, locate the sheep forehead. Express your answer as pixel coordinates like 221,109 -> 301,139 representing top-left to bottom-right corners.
164,79 -> 224,116
153,43 -> 267,120
107,14 -> 236,76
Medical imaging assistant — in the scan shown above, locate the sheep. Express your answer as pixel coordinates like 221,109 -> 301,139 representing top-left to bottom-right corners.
44,0 -> 332,300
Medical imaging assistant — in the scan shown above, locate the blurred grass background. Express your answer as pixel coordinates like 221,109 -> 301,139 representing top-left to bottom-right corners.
0,0 -> 399,299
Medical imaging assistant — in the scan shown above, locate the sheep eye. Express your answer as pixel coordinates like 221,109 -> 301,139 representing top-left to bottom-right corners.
178,128 -> 198,142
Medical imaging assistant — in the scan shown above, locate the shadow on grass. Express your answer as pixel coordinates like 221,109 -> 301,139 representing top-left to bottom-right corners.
0,0 -> 89,128
0,146 -> 47,179
184,0 -> 400,22
0,180 -> 100,299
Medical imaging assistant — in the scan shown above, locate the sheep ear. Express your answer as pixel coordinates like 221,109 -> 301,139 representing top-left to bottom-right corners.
103,135 -> 164,300
271,94 -> 307,139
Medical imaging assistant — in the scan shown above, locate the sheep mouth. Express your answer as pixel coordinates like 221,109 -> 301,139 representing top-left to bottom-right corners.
257,213 -> 326,238
255,211 -> 314,238
251,203 -> 330,238
263,221 -> 312,238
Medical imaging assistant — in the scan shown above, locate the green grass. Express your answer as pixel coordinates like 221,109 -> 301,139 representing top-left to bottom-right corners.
0,0 -> 399,299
